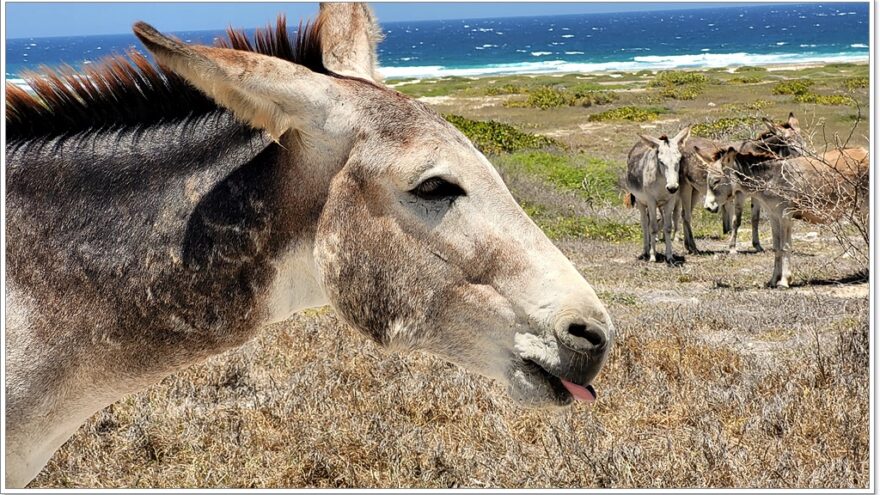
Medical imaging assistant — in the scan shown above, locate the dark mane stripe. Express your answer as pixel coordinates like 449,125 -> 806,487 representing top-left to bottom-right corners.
6,15 -> 326,141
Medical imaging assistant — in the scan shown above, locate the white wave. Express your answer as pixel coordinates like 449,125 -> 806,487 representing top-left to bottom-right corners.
564,51 -> 585,55
531,51 -> 552,56
851,43 -> 868,48
561,34 -> 574,38
380,51 -> 868,80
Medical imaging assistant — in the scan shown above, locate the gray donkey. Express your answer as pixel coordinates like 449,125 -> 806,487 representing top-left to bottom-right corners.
5,5 -> 614,487
625,127 -> 691,263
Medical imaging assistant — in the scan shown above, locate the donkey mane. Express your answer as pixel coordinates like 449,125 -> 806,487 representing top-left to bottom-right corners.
6,16 -> 328,141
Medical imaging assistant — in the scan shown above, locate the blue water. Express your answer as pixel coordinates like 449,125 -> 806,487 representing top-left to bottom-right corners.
6,3 -> 869,81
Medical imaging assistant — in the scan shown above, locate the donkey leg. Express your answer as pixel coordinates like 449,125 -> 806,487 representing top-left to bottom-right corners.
778,219 -> 793,288
680,185 -> 699,254
661,200 -> 676,265
670,197 -> 681,242
720,202 -> 731,235
646,201 -> 658,262
637,202 -> 651,260
751,200 -> 764,252
728,193 -> 744,254
769,215 -> 783,287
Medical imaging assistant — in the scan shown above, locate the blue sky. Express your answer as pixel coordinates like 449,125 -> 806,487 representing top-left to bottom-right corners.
5,2 -> 779,39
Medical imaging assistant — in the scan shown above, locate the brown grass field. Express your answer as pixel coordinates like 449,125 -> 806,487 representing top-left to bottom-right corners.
32,63 -> 870,489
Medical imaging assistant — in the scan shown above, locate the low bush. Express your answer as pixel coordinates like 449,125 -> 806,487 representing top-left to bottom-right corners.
735,65 -> 768,72
588,106 -> 666,122
772,80 -> 814,96
692,116 -> 760,139
728,74 -> 763,84
484,84 -> 525,96
443,114 -> 559,155
793,93 -> 856,106
843,77 -> 869,91
658,84 -> 703,100
649,71 -> 710,87
521,202 -> 640,242
505,86 -> 619,109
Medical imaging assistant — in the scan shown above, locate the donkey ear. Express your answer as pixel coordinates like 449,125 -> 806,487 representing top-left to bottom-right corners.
691,146 -> 711,167
724,146 -> 739,161
319,3 -> 384,82
787,112 -> 800,130
762,117 -> 778,133
673,126 -> 691,146
639,134 -> 663,148
133,22 -> 340,140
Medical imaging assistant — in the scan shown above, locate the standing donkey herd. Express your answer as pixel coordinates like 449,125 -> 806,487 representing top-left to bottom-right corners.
624,113 -> 869,288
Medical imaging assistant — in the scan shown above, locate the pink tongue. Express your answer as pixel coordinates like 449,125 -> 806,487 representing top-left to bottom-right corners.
561,380 -> 596,403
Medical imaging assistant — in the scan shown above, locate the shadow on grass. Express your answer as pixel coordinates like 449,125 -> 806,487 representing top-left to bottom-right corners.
637,253 -> 686,266
791,269 -> 869,288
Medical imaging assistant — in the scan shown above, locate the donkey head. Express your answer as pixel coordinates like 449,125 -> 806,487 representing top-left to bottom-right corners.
694,146 -> 737,213
639,126 -> 691,193
133,4 -> 613,408
751,112 -> 805,157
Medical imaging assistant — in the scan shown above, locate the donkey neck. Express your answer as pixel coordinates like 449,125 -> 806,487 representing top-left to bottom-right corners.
6,111 -> 337,369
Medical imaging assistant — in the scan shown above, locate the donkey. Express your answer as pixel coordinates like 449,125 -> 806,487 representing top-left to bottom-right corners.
699,145 -> 868,287
682,113 -> 807,254
4,5 -> 614,487
624,127 -> 691,263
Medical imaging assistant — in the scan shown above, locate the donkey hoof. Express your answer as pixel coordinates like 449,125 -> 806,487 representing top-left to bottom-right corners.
649,255 -> 657,263
753,245 -> 764,253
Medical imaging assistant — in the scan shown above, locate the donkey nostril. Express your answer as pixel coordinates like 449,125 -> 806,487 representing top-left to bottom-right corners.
567,322 -> 606,348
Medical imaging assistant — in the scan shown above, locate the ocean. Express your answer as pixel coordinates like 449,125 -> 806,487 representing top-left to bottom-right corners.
5,2 -> 869,83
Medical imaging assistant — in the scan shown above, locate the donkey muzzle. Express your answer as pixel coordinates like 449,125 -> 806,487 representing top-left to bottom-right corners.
551,316 -> 611,386
666,184 -> 679,193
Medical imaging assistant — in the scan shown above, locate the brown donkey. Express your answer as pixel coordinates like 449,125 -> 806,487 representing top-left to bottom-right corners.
699,145 -> 868,287
5,4 -> 613,486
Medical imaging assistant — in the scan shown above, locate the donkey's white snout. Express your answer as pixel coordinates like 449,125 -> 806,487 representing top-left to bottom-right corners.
666,184 -> 679,193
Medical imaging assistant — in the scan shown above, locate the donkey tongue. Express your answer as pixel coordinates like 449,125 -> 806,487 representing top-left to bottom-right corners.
561,380 -> 597,403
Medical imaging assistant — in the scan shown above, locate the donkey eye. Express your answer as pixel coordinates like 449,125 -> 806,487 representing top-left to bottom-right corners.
410,177 -> 466,201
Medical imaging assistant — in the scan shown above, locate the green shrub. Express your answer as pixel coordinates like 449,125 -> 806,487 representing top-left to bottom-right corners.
735,65 -> 768,72
572,91 -> 619,107
443,114 -> 559,155
504,85 -> 619,109
520,202 -> 640,242
772,80 -> 814,96
692,117 -> 760,139
793,93 -> 856,106
658,84 -> 703,100
729,74 -> 763,84
484,84 -> 525,96
649,71 -> 710,87
722,99 -> 773,113
843,77 -> 869,91
523,86 -> 571,109
495,151 -> 623,204
588,106 -> 666,122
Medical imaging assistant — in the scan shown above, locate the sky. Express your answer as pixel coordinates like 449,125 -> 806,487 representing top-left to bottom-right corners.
5,2 -> 781,39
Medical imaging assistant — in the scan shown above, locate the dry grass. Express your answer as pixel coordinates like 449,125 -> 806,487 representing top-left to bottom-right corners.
31,66 -> 870,489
